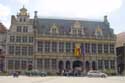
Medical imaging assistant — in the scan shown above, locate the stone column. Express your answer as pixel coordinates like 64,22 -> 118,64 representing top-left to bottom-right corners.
102,43 -> 104,54
108,44 -> 110,54
4,58 -> 8,72
42,59 -> 45,72
102,60 -> 105,71
50,41 -> 52,52
57,41 -> 59,53
70,60 -> 73,70
35,59 -> 37,70
96,60 -> 98,70
89,43 -> 92,55
64,42 -> 66,53
109,60 -> 111,69
89,61 -> 92,70
56,60 -> 59,73
35,40 -> 38,53
49,59 -> 52,72
96,43 -> 98,54
115,58 -> 118,74
43,41 -> 45,53
63,60 -> 66,70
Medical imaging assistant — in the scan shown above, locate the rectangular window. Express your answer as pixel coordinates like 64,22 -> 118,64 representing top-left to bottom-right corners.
38,41 -> 43,53
10,36 -> 15,42
37,59 -> 43,70
44,59 -> 50,69
8,46 -> 14,55
104,60 -> 109,69
45,41 -> 50,52
72,29 -> 77,34
29,37 -> 33,43
66,42 -> 71,53
23,26 -> 28,32
16,36 -> 21,42
52,59 -> 57,70
98,44 -> 102,54
15,60 -> 20,69
85,43 -> 90,53
98,60 -> 103,69
8,60 -> 14,69
17,26 -> 22,32
21,60 -> 27,69
15,46 -> 21,55
110,60 -> 115,69
28,46 -> 33,56
52,42 -> 57,52
104,44 -> 108,53
59,42 -> 64,52
22,47 -> 27,56
22,36 -> 27,43
92,44 -> 96,54
110,44 -> 114,54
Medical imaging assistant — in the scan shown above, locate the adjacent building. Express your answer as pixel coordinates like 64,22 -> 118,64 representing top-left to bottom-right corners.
5,7 -> 34,72
116,32 -> 125,75
5,7 -> 117,74
0,22 -> 7,72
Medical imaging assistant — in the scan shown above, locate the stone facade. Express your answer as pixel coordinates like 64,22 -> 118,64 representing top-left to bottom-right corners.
5,7 -> 117,74
5,7 -> 34,73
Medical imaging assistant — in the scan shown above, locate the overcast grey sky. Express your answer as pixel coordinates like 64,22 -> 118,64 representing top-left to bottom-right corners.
0,0 -> 125,34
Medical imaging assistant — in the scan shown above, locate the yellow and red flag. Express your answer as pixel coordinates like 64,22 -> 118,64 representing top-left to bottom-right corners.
74,43 -> 81,57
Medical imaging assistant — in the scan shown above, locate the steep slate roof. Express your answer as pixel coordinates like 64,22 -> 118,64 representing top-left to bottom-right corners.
35,18 -> 114,37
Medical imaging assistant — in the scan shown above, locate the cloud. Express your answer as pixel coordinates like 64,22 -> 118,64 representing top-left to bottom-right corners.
0,4 -> 10,17
33,0 -> 122,18
16,0 -> 30,5
0,4 -> 11,28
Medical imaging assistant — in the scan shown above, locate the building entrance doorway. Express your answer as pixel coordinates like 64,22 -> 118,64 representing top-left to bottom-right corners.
73,60 -> 83,71
58,61 -> 64,74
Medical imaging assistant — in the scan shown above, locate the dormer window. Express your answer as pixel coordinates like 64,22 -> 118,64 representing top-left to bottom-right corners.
95,26 -> 103,36
70,21 -> 84,35
52,28 -> 57,33
50,23 -> 59,34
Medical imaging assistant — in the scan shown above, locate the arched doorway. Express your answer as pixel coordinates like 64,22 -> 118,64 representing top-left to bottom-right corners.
73,60 -> 83,71
85,61 -> 90,72
66,61 -> 70,70
58,61 -> 64,73
92,61 -> 96,70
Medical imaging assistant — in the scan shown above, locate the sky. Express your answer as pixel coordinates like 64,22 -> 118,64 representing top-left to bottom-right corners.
0,0 -> 125,34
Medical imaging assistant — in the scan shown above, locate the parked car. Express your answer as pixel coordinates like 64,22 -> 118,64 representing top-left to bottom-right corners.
87,70 -> 107,78
25,70 -> 47,76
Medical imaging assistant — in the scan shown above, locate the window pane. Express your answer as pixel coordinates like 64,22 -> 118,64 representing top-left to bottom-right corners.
10,36 -> 15,42
17,26 -> 22,32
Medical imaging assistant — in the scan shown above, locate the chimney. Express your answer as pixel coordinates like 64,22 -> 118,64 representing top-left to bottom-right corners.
11,15 -> 16,24
104,15 -> 108,23
34,11 -> 38,18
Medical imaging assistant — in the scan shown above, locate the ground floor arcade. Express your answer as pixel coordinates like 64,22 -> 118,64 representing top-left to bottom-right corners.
5,57 -> 117,74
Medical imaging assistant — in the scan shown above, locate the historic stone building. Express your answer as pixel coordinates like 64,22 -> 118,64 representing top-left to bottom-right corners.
0,22 -> 7,72
5,7 -> 34,73
5,7 -> 117,74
